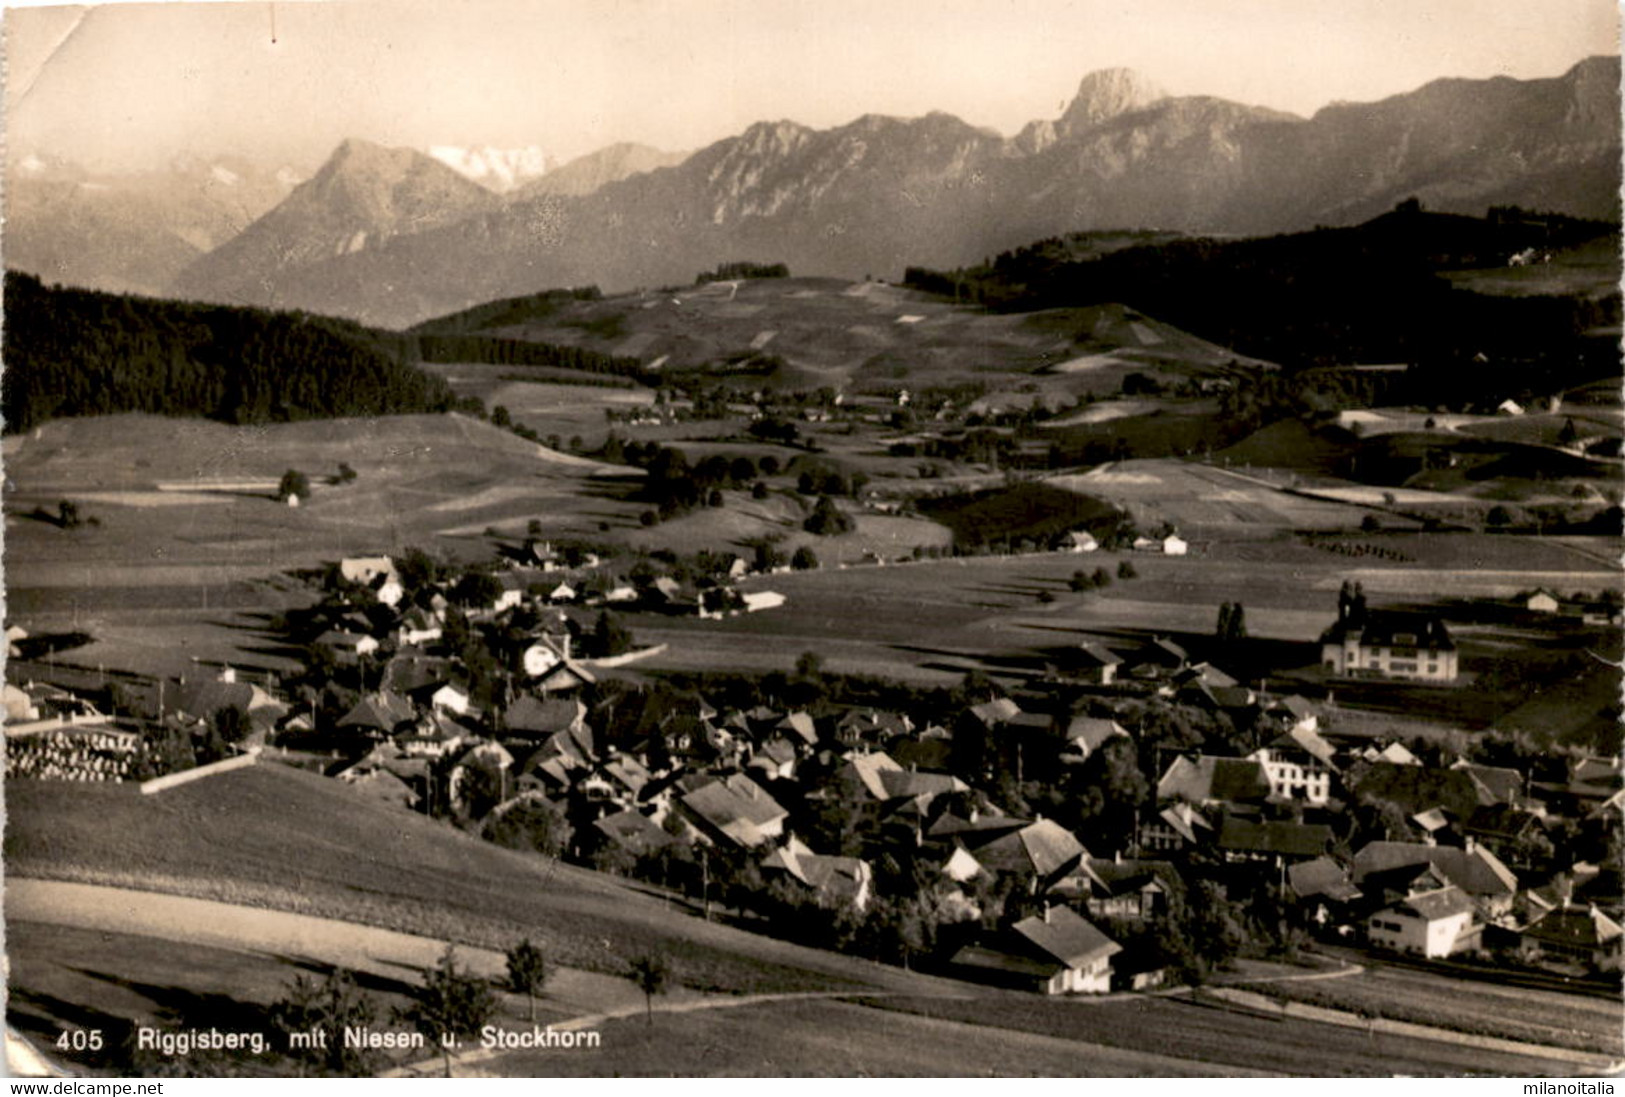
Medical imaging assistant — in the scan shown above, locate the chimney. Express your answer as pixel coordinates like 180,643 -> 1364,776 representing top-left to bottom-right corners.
1043,901 -> 1051,924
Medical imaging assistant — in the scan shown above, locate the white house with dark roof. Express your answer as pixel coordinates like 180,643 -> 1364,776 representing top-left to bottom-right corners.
1320,608 -> 1458,682
1367,885 -> 1479,958
951,906 -> 1121,995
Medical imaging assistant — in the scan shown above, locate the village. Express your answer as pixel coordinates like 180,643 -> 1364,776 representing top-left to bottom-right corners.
8,532 -> 1622,1000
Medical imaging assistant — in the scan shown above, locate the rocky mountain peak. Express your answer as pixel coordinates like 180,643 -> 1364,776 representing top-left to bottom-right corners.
1061,67 -> 1168,132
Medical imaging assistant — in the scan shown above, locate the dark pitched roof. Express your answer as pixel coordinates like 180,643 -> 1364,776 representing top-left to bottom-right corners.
1013,907 -> 1121,968
1352,841 -> 1518,898
337,691 -> 415,732
1288,856 -> 1362,903
1076,643 -> 1123,667
976,819 -> 1087,879
593,809 -> 676,852
1319,609 -> 1455,651
504,695 -> 583,736
1218,817 -> 1333,859
1158,755 -> 1272,805
1522,906 -> 1624,949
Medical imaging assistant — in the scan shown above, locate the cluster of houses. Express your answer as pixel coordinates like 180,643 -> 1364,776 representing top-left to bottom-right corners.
6,547 -> 1620,996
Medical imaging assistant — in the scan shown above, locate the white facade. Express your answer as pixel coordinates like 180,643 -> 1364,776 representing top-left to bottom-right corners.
1251,749 -> 1333,805
1321,638 -> 1458,682
1367,895 -> 1476,958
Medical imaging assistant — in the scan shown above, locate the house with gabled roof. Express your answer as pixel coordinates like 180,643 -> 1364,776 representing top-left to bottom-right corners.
1352,840 -> 1519,918
763,835 -> 873,910
1250,725 -> 1339,805
951,906 -> 1121,995
519,634 -> 572,679
592,809 -> 677,857
1288,856 -> 1362,927
1519,904 -> 1623,972
1451,761 -> 1526,808
337,691 -> 416,738
746,735 -> 799,781
536,659 -> 595,694
1083,857 -> 1173,924
1060,717 -> 1129,764
314,629 -> 379,667
1066,643 -> 1122,685
679,773 -> 788,850
393,712 -> 466,759
503,694 -> 586,740
1157,755 -> 1272,808
1320,608 -> 1457,682
1140,801 -> 1215,855
972,818 -> 1091,894
1218,816 -> 1333,865
775,711 -> 819,749
1367,885 -> 1479,958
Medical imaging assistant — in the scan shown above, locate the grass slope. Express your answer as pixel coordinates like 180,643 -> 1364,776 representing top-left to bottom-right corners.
422,276 -> 1265,399
3,765 -> 941,999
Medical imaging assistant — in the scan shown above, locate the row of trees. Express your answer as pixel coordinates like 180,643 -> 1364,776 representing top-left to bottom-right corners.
249,940 -> 669,1077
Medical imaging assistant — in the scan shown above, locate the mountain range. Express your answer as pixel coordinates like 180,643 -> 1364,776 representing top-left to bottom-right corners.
9,59 -> 1619,329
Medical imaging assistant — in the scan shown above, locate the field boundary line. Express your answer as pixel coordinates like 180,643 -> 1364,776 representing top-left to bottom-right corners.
1203,985 -> 1621,1070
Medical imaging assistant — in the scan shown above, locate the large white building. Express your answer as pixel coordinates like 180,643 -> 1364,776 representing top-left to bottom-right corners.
1320,609 -> 1458,682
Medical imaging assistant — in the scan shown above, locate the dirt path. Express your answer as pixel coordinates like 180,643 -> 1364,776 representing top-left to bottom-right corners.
6,878 -> 667,1021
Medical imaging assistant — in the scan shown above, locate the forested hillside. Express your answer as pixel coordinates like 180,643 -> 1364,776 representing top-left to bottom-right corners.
2,272 -> 462,432
904,207 -> 1621,389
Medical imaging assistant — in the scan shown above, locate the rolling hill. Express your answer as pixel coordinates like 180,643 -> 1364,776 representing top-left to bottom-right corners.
409,274 -> 1271,397
3,763 -> 938,997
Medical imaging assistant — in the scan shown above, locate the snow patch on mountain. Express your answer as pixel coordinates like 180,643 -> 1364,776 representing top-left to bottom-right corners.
427,145 -> 552,192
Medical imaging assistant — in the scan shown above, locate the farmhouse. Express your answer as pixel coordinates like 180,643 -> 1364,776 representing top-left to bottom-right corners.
762,835 -> 873,910
1524,589 -> 1561,614
951,906 -> 1121,995
1319,609 -> 1458,683
1518,905 -> 1623,972
1065,642 -> 1123,685
1367,885 -> 1479,958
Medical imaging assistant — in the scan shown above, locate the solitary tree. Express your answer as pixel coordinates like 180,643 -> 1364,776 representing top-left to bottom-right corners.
1117,560 -> 1137,580
278,469 -> 310,503
57,499 -> 81,528
505,939 -> 549,1022
626,954 -> 671,1026
791,545 -> 819,571
403,946 -> 498,1078
270,968 -> 382,1076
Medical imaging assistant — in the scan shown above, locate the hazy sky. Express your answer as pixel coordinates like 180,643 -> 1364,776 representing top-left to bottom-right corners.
4,0 -> 1619,173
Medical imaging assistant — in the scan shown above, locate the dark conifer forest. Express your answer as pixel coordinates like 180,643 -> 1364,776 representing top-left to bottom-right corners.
2,272 -> 463,432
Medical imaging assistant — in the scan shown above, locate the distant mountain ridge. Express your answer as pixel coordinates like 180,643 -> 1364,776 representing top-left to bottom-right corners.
3,153 -> 301,296
11,59 -> 1619,328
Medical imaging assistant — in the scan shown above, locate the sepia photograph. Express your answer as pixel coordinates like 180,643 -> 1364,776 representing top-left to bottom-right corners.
2,0 -> 1622,1080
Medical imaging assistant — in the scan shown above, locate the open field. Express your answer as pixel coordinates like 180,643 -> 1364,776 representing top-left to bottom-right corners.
616,543 -> 1618,694
1239,959 -> 1624,1057
3,413 -> 645,675
451,277 -> 1270,402
420,364 -> 655,451
857,990 -> 1590,1076
1049,459 -> 1396,536
478,996 -> 1251,1077
1441,234 -> 1623,301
